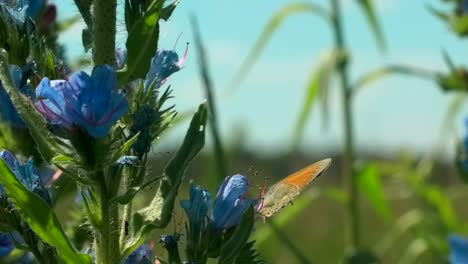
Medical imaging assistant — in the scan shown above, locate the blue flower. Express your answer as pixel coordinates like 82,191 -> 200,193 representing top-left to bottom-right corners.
0,233 -> 14,257
210,174 -> 254,231
123,243 -> 153,264
0,150 -> 51,204
0,65 -> 34,127
180,183 -> 211,226
35,65 -> 128,138
449,235 -> 468,264
144,45 -> 187,90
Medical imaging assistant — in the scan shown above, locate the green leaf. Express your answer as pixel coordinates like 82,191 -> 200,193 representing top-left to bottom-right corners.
80,189 -> 101,229
352,64 -> 437,94
421,186 -> 459,230
355,0 -> 387,52
160,0 -> 179,21
229,2 -> 331,92
107,132 -> 140,166
113,175 -> 163,204
291,50 -> 339,147
0,160 -> 92,264
356,163 -> 392,220
234,241 -> 265,264
122,0 -> 163,84
218,206 -> 255,264
0,50 -> 58,162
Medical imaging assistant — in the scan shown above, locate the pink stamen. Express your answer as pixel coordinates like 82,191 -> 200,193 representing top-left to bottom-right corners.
177,43 -> 189,67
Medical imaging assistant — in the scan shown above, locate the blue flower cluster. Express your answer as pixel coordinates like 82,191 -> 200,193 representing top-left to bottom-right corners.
181,174 -> 256,231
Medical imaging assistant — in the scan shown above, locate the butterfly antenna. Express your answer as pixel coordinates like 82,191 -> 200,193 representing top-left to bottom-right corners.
255,178 -> 268,212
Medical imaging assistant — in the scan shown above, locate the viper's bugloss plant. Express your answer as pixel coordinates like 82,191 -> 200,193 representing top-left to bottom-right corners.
0,0 -> 269,263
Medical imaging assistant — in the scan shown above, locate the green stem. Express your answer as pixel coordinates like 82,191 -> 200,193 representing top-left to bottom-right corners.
95,180 -> 121,264
92,0 -> 117,65
330,0 -> 360,249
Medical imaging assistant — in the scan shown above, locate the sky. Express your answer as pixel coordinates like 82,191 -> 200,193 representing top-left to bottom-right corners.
51,0 -> 468,157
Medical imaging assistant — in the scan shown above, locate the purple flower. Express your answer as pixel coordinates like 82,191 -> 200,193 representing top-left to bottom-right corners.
0,150 -> 51,204
124,243 -> 153,264
35,65 -> 128,138
210,174 -> 254,231
144,45 -> 188,90
449,235 -> 468,264
0,233 -> 14,257
180,183 -> 211,226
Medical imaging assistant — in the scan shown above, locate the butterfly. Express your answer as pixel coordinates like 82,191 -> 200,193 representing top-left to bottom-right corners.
257,158 -> 332,218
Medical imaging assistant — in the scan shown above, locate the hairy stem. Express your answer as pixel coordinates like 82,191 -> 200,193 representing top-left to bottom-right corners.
95,178 -> 121,264
92,0 -> 116,65
330,0 -> 360,249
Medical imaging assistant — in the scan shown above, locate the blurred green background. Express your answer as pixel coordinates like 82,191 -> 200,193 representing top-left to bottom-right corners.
51,0 -> 468,263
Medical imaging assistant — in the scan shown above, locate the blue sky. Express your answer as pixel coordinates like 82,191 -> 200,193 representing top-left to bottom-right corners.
51,0 -> 468,157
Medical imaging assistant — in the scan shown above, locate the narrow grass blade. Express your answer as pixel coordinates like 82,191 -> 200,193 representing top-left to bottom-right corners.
352,65 -> 437,95
355,0 -> 387,52
191,16 -> 227,180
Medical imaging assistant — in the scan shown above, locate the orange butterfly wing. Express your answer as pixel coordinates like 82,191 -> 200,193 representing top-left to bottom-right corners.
280,158 -> 332,189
